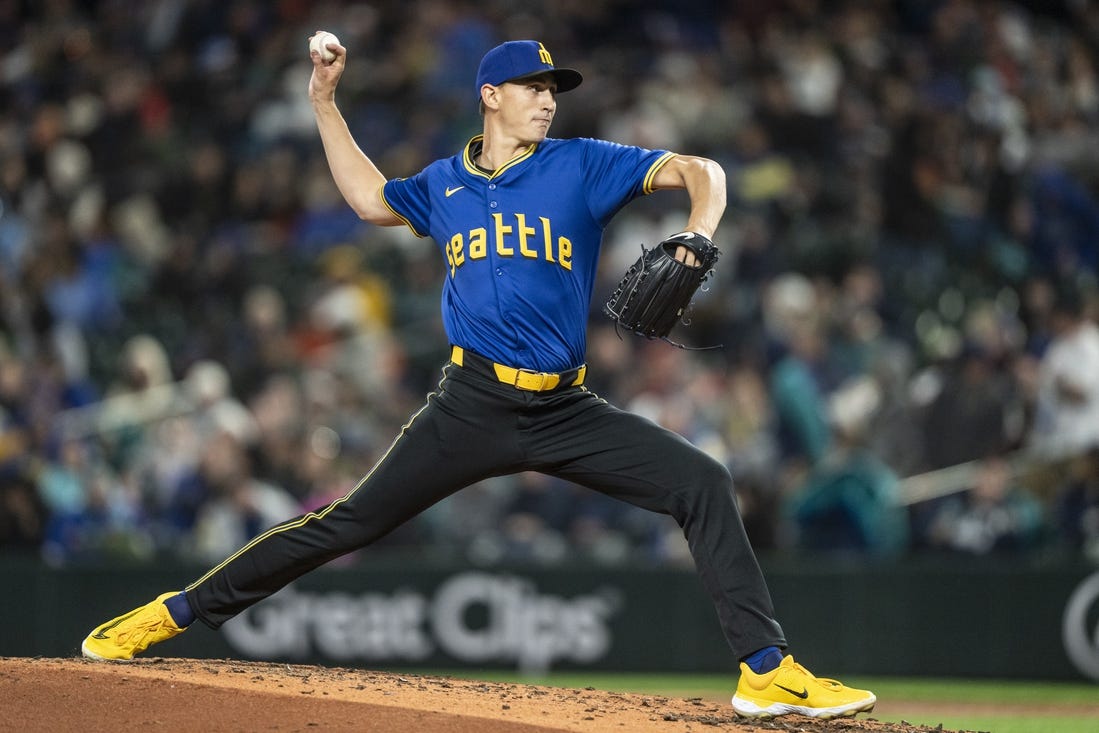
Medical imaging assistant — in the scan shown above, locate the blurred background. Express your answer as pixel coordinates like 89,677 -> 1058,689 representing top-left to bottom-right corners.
3,0 -> 1099,680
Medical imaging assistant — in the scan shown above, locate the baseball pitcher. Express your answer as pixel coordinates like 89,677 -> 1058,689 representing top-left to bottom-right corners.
82,36 -> 875,720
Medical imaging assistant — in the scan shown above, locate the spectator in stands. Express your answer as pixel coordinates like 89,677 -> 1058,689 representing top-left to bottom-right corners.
0,463 -> 47,553
32,432 -> 152,565
97,335 -> 177,450
721,364 -> 781,549
922,454 -> 1045,555
785,376 -> 910,557
468,473 -> 571,565
763,274 -> 834,482
186,434 -> 299,563
0,345 -> 31,472
1027,283 -> 1099,461
224,285 -> 300,403
1053,447 -> 1099,563
920,340 -> 1025,471
182,359 -> 258,448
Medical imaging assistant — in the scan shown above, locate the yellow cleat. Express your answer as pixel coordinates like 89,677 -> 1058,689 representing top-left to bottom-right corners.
81,592 -> 186,661
732,654 -> 876,719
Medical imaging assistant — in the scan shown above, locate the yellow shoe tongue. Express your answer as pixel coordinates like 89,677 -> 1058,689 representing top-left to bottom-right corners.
781,655 -> 805,672
780,655 -> 822,683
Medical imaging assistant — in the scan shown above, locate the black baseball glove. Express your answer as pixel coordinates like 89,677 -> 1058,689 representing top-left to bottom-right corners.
603,231 -> 720,342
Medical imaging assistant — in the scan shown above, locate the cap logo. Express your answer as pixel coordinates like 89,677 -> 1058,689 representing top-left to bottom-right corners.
475,40 -> 582,102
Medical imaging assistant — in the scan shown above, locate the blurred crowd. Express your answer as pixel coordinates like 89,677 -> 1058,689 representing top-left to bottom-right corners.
2,0 -> 1099,569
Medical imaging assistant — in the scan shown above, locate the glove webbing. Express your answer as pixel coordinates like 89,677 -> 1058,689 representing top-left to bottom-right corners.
604,242 -> 722,350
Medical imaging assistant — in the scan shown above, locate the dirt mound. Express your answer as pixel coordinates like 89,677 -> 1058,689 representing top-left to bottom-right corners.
1,657 -> 957,733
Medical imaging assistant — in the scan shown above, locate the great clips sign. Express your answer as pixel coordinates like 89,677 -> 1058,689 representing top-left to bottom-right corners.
221,572 -> 621,672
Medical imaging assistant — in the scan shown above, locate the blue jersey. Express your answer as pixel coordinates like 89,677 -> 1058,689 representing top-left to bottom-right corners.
382,135 -> 675,372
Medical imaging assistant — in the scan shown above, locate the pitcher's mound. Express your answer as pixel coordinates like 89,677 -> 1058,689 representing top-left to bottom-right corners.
1,657 -> 950,732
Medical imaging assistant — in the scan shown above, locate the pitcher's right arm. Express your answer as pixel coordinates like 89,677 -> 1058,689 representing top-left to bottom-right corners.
308,32 -> 401,226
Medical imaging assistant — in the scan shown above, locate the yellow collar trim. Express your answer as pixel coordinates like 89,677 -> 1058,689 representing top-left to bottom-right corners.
462,135 -> 538,179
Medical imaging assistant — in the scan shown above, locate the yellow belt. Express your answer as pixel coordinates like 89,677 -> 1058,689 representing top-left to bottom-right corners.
451,346 -> 586,392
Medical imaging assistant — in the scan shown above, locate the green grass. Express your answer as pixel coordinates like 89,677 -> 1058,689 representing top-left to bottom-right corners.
417,670 -> 1098,733
841,677 -> 1098,733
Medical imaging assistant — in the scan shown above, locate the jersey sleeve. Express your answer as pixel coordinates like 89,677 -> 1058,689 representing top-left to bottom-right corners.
381,173 -> 431,238
579,138 -> 677,224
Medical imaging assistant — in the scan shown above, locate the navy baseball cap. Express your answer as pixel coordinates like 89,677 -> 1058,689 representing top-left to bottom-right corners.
475,40 -> 583,101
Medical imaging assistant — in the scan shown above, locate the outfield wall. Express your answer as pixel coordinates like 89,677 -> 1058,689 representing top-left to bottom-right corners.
3,557 -> 1097,682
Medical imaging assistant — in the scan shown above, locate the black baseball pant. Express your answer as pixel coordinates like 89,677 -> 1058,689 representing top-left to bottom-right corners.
185,347 -> 787,660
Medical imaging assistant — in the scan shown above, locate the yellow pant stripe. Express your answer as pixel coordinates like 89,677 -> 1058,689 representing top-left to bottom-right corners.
185,374 -> 447,593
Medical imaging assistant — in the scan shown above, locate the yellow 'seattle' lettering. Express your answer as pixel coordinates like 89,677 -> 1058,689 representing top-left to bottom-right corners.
493,213 -> 514,256
517,214 -> 537,258
558,236 -> 572,271
469,227 -> 487,259
446,213 -> 571,277
446,233 -> 465,277
540,217 -> 555,263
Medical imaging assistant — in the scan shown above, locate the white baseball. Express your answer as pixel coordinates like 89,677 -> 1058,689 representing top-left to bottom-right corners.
310,31 -> 339,63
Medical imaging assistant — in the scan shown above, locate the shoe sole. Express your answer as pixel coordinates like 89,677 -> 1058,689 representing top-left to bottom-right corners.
81,638 -> 132,662
731,694 -> 876,720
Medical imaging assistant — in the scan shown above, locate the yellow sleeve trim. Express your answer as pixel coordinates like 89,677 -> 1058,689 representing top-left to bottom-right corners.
379,186 -> 426,238
642,151 -> 678,195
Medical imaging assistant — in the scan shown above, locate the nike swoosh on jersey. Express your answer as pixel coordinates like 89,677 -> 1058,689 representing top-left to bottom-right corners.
445,186 -> 465,197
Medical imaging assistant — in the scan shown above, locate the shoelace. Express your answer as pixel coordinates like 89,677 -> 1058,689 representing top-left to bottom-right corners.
788,660 -> 845,689
116,612 -> 169,646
